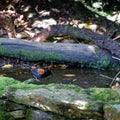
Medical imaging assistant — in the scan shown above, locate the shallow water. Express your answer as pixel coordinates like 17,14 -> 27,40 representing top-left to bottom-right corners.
0,67 -> 119,88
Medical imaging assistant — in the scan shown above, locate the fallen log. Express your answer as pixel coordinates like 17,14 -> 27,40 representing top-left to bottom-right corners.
0,38 -> 119,68
32,25 -> 120,58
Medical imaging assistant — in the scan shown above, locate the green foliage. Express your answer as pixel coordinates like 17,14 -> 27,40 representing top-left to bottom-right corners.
0,76 -> 20,96
9,82 -> 41,90
9,83 -> 83,93
0,101 -> 9,120
46,83 -> 84,92
90,88 -> 120,102
0,77 -> 20,119
82,0 -> 120,12
0,45 -> 9,56
0,76 -> 42,119
93,56 -> 110,69
0,100 -> 13,120
0,45 -> 64,61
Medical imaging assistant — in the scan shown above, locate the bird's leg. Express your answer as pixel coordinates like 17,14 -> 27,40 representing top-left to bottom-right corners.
33,75 -> 40,81
51,70 -> 54,76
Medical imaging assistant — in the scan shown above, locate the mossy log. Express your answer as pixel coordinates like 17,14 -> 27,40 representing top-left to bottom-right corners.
0,38 -> 119,68
32,25 -> 120,59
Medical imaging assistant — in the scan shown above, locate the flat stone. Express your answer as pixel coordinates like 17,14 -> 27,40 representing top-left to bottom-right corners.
10,110 -> 25,119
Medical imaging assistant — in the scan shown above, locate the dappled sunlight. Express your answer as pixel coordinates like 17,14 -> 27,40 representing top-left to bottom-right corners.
63,73 -> 76,77
35,103 -> 52,111
73,100 -> 88,110
1,64 -> 13,69
0,0 -> 117,40
23,6 -> 31,12
78,23 -> 98,32
0,63 -> 118,88
92,2 -> 102,9
0,0 -> 119,87
62,99 -> 89,110
27,13 -> 35,19
0,1 -> 119,120
0,73 -> 6,76
32,20 -> 46,28
88,45 -> 96,54
32,18 -> 57,29
39,10 -> 50,17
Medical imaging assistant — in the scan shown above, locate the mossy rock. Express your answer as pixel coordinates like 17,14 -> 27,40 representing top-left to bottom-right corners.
0,76 -> 120,119
3,82 -> 120,119
0,77 -> 20,119
0,76 -> 20,96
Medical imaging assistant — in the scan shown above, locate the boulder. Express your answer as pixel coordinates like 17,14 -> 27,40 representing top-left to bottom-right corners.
26,109 -> 66,120
4,83 -> 120,119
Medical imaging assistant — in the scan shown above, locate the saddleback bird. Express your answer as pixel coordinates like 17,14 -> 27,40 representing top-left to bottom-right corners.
30,65 -> 53,81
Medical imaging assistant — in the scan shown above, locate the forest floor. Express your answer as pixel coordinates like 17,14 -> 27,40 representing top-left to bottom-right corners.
0,0 -> 120,88
0,0 -> 119,41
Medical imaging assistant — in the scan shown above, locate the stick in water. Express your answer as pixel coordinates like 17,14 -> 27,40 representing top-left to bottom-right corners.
112,56 -> 120,61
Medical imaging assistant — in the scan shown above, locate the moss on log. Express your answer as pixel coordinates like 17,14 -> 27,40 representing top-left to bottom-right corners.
32,25 -> 120,59
0,38 -> 119,69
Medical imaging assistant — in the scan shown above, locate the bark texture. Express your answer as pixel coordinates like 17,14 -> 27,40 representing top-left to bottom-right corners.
0,38 -> 118,68
32,25 -> 120,58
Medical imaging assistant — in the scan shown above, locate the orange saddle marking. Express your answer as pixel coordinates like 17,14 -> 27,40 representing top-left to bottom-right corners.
37,69 -> 45,75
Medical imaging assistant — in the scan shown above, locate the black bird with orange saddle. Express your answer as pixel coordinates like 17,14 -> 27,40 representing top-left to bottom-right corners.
30,65 -> 53,81
23,64 -> 53,81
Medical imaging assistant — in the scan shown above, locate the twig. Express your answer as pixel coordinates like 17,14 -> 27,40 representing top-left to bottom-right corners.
110,71 -> 120,87
100,74 -> 113,80
112,56 -> 120,61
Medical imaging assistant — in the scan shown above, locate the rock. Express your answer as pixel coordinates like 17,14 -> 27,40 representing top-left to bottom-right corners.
10,110 -> 25,119
23,78 -> 35,84
5,101 -> 26,111
5,101 -> 26,119
104,104 -> 120,120
26,109 -> 66,120
3,83 -> 120,119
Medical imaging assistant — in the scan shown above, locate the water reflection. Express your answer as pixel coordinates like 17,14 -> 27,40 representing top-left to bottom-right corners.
0,67 -> 119,88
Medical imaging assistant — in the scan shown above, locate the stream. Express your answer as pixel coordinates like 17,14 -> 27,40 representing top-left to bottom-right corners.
0,66 -> 119,88
0,65 -> 119,119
